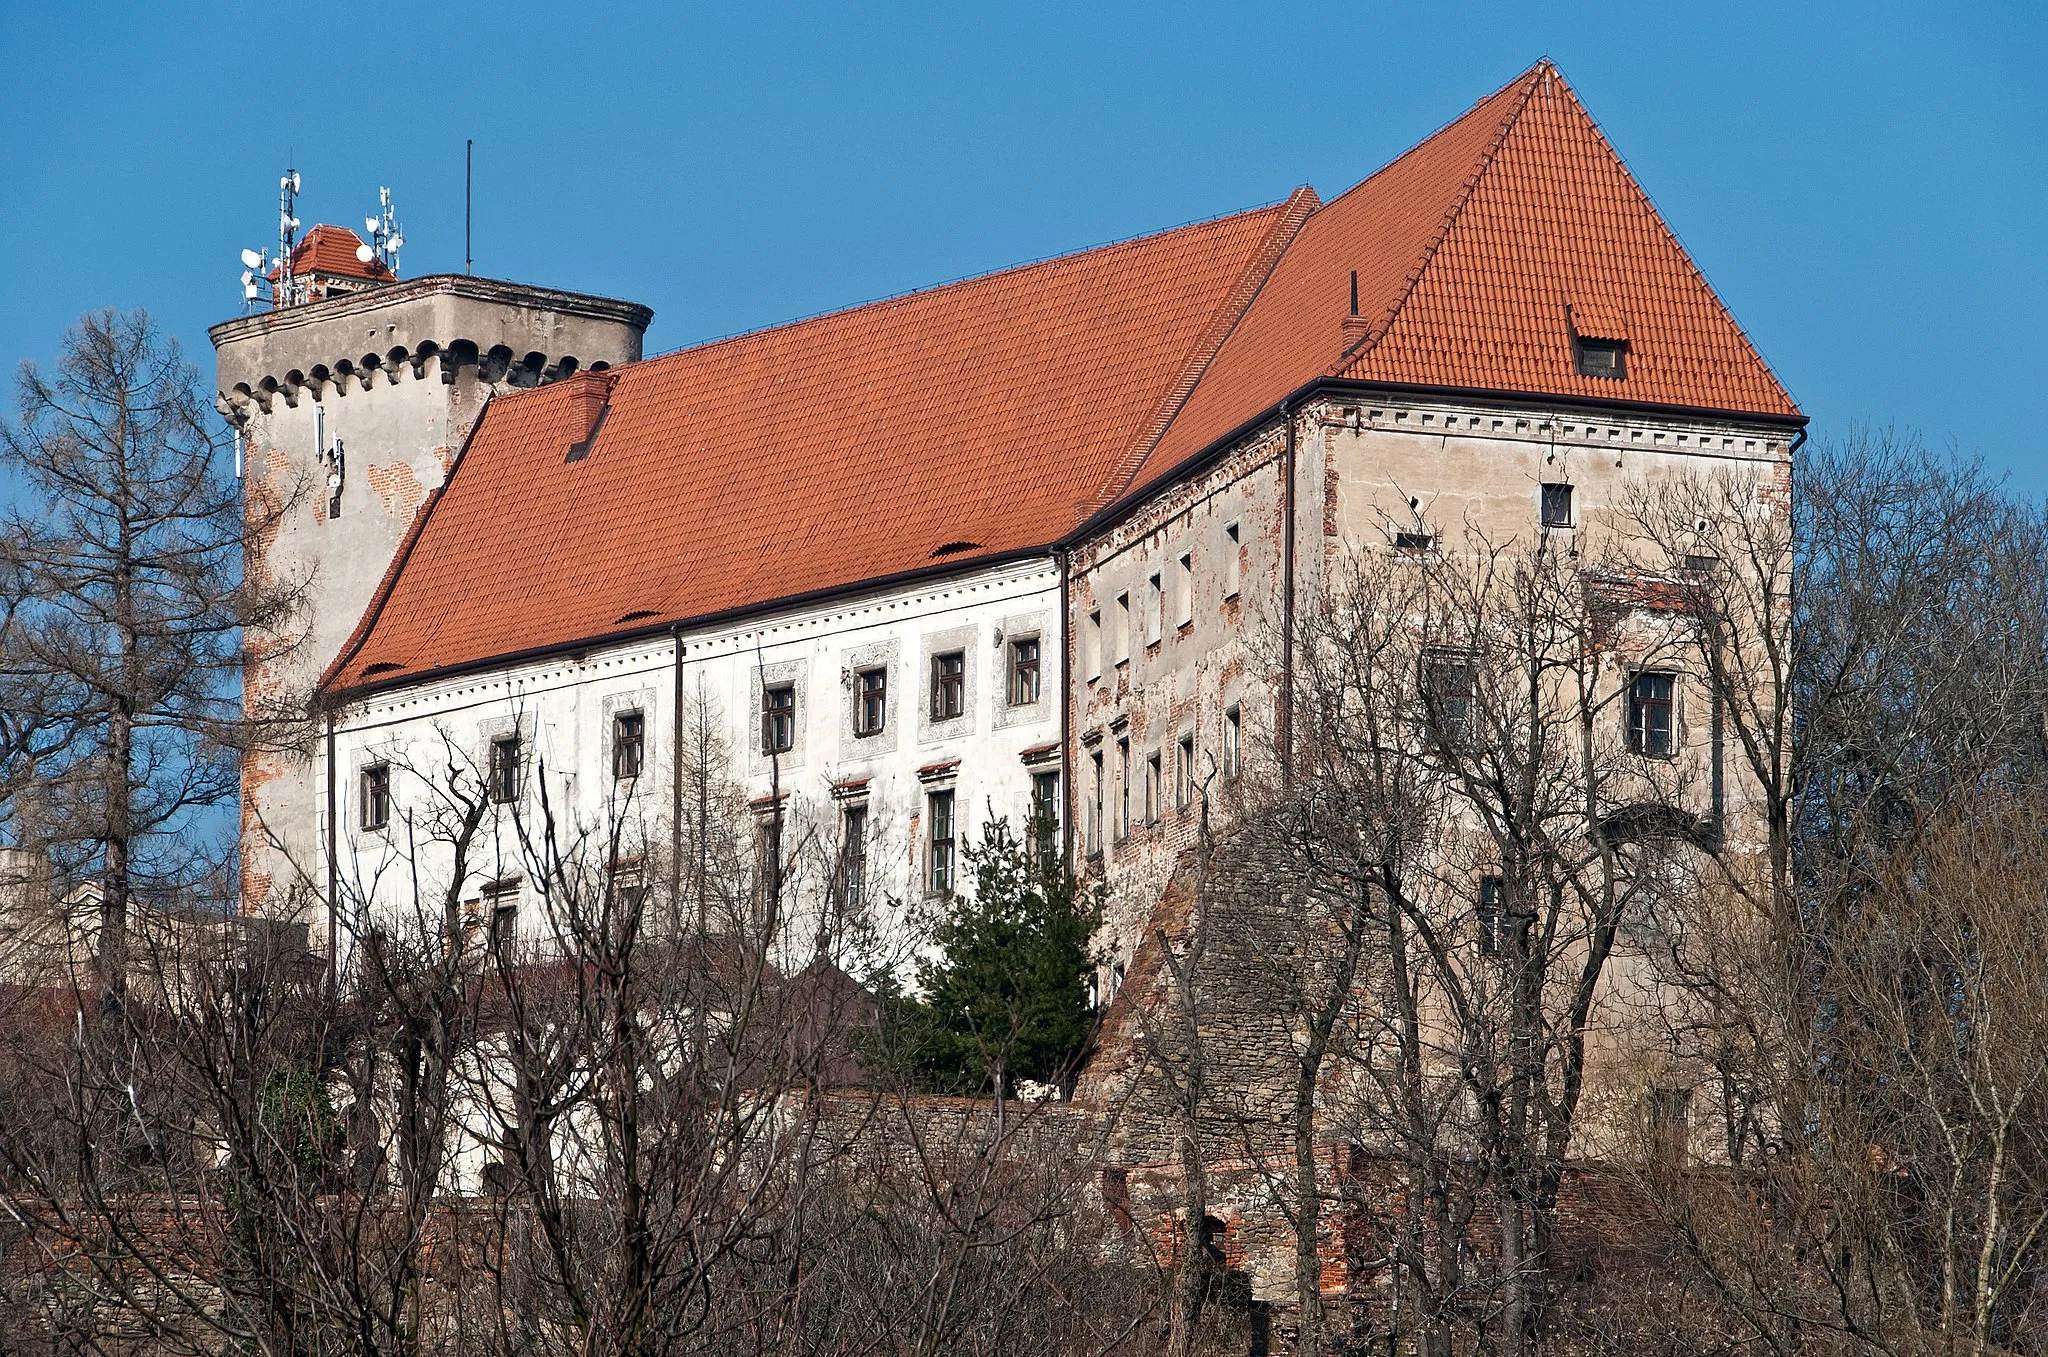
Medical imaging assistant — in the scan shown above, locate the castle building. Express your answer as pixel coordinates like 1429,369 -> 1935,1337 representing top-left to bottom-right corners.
219,63 -> 1801,1016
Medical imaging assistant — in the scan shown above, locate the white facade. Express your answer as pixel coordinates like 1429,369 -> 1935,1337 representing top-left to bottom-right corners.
324,556 -> 1065,967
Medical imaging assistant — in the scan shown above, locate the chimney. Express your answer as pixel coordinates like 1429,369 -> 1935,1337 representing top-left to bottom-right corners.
1342,269 -> 1371,350
562,371 -> 616,462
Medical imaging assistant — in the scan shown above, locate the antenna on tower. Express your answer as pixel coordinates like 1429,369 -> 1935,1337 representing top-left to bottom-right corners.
277,168 -> 303,306
362,185 -> 404,276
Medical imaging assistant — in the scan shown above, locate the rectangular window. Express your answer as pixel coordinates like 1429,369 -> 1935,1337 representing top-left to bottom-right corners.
484,878 -> 520,966
930,650 -> 966,721
1085,611 -> 1102,680
1628,671 -> 1676,757
1478,875 -> 1507,956
1176,553 -> 1193,627
1177,734 -> 1195,809
1422,649 -> 1476,746
928,790 -> 956,894
1648,1086 -> 1693,1159
1146,573 -> 1163,646
488,735 -> 520,804
1115,737 -> 1130,841
1394,531 -> 1435,552
1540,482 -> 1574,529
613,710 -> 645,779
761,684 -> 795,753
1145,752 -> 1162,825
1223,522 -> 1241,598
840,804 -> 868,912
1031,770 -> 1060,868
855,667 -> 888,736
1008,637 -> 1041,706
361,763 -> 391,830
1116,593 -> 1131,666
1224,705 -> 1241,778
1575,336 -> 1628,379
757,813 -> 784,899
1089,750 -> 1105,854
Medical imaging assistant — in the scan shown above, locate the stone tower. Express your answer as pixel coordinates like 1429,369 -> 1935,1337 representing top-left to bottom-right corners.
211,232 -> 652,929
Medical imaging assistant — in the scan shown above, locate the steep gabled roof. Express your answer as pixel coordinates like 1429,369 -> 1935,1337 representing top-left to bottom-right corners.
1121,61 -> 1798,499
323,198 -> 1310,692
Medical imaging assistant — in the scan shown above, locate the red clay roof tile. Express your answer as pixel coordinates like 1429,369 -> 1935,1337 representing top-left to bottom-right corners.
270,224 -> 394,284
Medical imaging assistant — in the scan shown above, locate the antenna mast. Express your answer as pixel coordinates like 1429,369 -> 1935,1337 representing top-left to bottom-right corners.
277,169 -> 302,307
360,186 -> 405,276
465,139 -> 473,276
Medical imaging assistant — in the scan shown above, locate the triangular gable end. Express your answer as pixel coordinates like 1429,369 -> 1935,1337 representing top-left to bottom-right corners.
1343,62 -> 1798,418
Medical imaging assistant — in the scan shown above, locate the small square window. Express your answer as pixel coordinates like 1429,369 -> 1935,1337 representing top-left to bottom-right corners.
361,763 -> 391,830
930,651 -> 966,721
761,684 -> 795,753
854,668 -> 888,736
1575,337 -> 1628,380
613,710 -> 645,779
1008,637 -> 1041,706
1628,671 -> 1676,757
488,736 -> 520,804
1540,482 -> 1574,529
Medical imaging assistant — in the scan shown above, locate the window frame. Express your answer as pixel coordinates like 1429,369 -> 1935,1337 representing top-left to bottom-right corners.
930,650 -> 967,722
1574,336 -> 1628,380
1627,670 -> 1678,758
839,803 -> 868,912
1008,636 -> 1041,706
1176,733 -> 1195,809
1088,750 -> 1105,855
1224,704 -> 1242,779
761,684 -> 796,754
1031,770 -> 1060,868
1175,552 -> 1193,628
1145,751 -> 1162,825
1477,874 -> 1508,956
361,762 -> 391,831
854,667 -> 888,737
613,709 -> 646,779
1222,521 -> 1241,598
1422,648 -> 1477,747
1115,593 -> 1131,666
1540,482 -> 1575,529
928,789 -> 957,894
1114,737 -> 1131,843
488,735 -> 521,805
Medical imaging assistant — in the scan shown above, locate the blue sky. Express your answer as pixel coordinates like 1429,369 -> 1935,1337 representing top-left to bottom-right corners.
2,3 -> 2042,484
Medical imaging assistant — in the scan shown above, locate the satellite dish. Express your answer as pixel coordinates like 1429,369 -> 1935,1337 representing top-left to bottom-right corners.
366,215 -> 381,235
240,247 -> 263,270
355,243 -> 376,263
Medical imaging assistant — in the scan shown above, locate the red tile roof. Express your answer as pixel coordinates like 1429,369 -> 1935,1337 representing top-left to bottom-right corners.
1119,62 -> 1798,499
271,224 -> 394,284
322,61 -> 1799,696
324,197 -> 1311,690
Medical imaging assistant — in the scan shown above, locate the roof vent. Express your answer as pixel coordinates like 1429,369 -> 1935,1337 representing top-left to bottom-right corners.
930,540 -> 983,559
361,661 -> 405,677
615,608 -> 661,625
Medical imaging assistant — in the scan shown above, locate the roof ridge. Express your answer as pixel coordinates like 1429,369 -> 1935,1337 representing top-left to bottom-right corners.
1077,185 -> 1321,521
1334,62 -> 1548,374
615,199 -> 1299,380
1536,66 -> 1802,414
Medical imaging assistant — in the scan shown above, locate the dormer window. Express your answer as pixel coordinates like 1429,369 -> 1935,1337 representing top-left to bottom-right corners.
1574,336 -> 1627,380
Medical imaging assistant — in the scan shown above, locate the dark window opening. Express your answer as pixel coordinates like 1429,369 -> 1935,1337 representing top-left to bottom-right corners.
855,668 -> 887,736
613,711 -> 644,779
1575,336 -> 1628,380
1423,650 -> 1476,746
1009,637 -> 1041,706
1145,752 -> 1162,825
1031,770 -> 1060,868
1224,705 -> 1242,778
1177,734 -> 1195,809
1541,482 -> 1574,529
1395,531 -> 1435,552
931,651 -> 965,721
757,813 -> 784,899
762,684 -> 795,753
1088,751 -> 1105,855
1649,1086 -> 1693,1159
1628,671 -> 1676,757
488,736 -> 520,804
361,763 -> 391,830
484,879 -> 520,966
